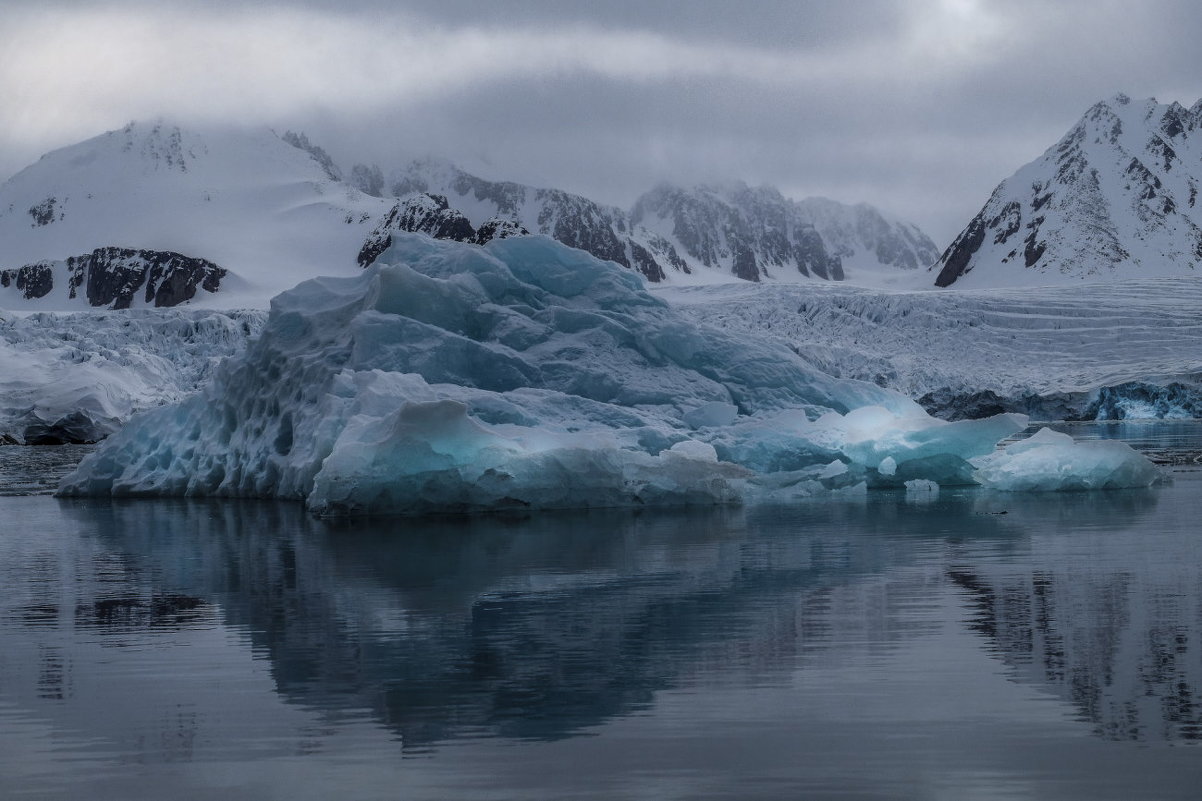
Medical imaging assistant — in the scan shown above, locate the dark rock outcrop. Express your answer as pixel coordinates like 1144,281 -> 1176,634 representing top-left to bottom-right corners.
357,193 -> 478,267
71,248 -> 225,308
28,197 -> 58,227
0,263 -> 55,299
934,208 -> 989,287
472,217 -> 530,245
1,248 -> 225,308
281,130 -> 342,182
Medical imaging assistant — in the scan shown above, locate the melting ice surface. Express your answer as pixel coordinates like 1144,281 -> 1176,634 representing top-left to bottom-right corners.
58,234 -> 1160,514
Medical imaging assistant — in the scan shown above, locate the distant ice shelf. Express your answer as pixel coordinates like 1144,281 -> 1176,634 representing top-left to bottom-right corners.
658,279 -> 1202,422
58,235 -> 1160,514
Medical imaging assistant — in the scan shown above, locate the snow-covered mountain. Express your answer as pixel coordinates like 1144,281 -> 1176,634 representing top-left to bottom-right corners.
934,94 -> 1202,288
355,158 -> 937,285
794,197 -> 940,277
356,192 -> 528,268
363,157 -> 686,282
0,121 -> 937,309
0,121 -> 389,308
631,183 -> 843,281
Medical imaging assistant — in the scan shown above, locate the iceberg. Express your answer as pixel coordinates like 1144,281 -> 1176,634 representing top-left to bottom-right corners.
971,428 -> 1162,492
57,234 -> 1158,514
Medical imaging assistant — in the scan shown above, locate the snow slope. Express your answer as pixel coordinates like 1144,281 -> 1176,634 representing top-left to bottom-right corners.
0,121 -> 390,308
660,277 -> 1202,420
631,184 -> 940,285
0,122 -> 937,309
59,234 -> 1156,514
934,94 -> 1202,288
794,196 -> 941,284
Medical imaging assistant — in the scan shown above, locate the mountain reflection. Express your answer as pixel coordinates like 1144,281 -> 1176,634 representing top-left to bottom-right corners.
25,483 -> 1193,748
945,487 -> 1202,742
51,496 -> 963,746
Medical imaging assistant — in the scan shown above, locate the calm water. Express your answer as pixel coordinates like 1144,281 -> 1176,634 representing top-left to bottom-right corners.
2,425 -> 1202,800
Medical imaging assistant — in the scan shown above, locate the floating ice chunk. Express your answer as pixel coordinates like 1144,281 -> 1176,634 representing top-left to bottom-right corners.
904,479 -> 939,494
971,427 -> 1162,491
904,477 -> 940,505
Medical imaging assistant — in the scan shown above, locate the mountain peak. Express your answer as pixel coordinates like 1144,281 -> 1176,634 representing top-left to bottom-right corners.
0,121 -> 389,308
932,94 -> 1202,288
280,130 -> 342,182
102,119 -> 200,173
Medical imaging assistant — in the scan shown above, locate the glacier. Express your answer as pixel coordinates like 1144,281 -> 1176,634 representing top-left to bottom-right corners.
0,307 -> 264,444
57,235 -> 1161,514
661,279 -> 1202,421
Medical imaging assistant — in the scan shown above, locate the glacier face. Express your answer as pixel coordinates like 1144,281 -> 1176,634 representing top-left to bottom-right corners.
58,235 -> 1158,514
933,94 -> 1202,288
0,307 -> 264,444
662,277 -> 1202,421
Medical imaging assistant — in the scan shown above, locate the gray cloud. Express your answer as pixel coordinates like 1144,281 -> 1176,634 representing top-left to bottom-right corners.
2,0 -> 1200,245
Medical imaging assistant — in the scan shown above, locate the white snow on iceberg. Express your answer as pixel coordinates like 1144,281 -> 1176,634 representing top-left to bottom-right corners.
57,235 -> 1160,514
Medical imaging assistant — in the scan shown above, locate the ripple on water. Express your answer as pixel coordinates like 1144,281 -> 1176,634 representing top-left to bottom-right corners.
0,444 -> 96,496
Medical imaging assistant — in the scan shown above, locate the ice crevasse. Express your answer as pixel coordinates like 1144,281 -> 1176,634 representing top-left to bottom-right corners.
57,234 -> 1161,515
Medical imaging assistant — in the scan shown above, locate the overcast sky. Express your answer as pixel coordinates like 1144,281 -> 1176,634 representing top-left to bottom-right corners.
2,0 -> 1200,245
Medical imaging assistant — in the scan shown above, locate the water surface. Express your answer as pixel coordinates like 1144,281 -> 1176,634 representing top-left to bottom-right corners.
2,427 -> 1201,799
